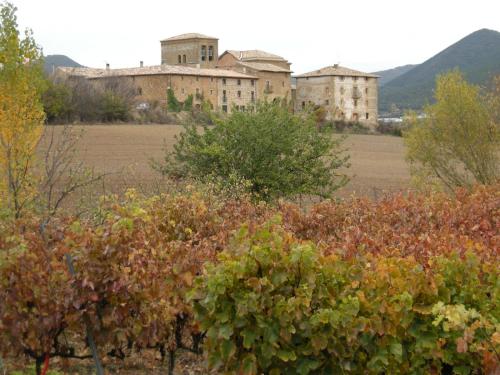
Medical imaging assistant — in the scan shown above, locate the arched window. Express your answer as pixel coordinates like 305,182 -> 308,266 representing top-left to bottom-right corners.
178,55 -> 181,63
183,55 -> 186,63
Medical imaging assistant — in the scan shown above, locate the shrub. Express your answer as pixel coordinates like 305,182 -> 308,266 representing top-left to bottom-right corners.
155,100 -> 350,201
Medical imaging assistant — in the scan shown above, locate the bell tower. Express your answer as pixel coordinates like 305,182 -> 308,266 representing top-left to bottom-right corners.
160,33 -> 218,68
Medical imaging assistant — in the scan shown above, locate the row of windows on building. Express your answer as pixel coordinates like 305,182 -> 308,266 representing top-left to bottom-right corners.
222,90 -> 255,102
301,98 -> 371,108
304,76 -> 372,82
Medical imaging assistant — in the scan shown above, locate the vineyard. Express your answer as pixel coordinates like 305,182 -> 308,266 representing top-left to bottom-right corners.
0,184 -> 498,374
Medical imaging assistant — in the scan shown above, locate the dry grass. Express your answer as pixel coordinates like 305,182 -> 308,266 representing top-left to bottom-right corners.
39,124 -> 411,200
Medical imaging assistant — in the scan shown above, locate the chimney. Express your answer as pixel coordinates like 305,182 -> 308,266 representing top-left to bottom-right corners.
140,61 -> 144,68
106,63 -> 110,70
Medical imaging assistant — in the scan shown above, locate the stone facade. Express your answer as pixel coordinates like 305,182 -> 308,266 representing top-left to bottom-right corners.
160,33 -> 218,69
294,65 -> 379,126
217,51 -> 292,103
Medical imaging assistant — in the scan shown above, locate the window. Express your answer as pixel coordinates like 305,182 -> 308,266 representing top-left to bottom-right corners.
365,77 -> 369,82
137,87 -> 142,95
241,106 -> 245,111
251,79 -> 255,86
354,99 -> 358,107
340,86 -> 345,95
235,105 -> 240,111
237,90 -> 241,98
196,88 -> 200,95
237,79 -> 241,85
223,90 -> 227,103
366,112 -> 369,120
302,101 -> 306,109
325,99 -> 329,105
222,105 -> 227,113
210,89 -> 213,95
178,55 -> 181,63
201,45 -> 207,61
182,55 -> 186,63
251,91 -> 255,102
353,76 -> 358,82
353,113 -> 359,121
208,46 -> 214,61
265,80 -> 271,92
222,78 -> 226,85
282,81 -> 285,87
339,76 -> 345,81
365,88 -> 368,94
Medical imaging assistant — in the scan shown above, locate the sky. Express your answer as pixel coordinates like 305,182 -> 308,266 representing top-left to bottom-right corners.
10,0 -> 500,74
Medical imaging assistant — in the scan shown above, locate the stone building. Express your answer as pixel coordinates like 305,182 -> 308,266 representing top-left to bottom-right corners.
217,50 -> 292,102
294,65 -> 378,126
55,32 -> 378,120
57,64 -> 257,113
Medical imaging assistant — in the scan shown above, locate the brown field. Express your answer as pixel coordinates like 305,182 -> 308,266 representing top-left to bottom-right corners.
41,124 -> 411,200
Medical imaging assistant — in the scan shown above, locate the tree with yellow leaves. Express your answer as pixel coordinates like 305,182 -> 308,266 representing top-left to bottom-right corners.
0,2 -> 46,218
404,70 -> 500,191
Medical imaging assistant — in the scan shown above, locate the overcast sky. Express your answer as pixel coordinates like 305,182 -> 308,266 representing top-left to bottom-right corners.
10,0 -> 500,74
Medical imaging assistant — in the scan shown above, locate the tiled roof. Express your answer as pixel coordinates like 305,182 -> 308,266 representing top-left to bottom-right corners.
226,50 -> 287,62
56,64 -> 257,79
295,65 -> 379,78
238,61 -> 291,73
161,33 -> 217,42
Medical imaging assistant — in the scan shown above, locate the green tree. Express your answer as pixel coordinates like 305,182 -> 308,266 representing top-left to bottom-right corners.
42,79 -> 73,123
155,100 -> 349,201
183,94 -> 193,111
0,2 -> 46,218
167,87 -> 181,112
404,70 -> 500,190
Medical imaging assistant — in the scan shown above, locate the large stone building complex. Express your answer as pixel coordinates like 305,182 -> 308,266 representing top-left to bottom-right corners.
56,33 -> 378,123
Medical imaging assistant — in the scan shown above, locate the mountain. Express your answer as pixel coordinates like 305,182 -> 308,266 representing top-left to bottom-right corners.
373,64 -> 417,87
379,29 -> 500,113
44,54 -> 83,74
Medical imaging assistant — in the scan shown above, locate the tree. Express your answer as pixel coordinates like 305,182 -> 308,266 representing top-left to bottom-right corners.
167,87 -> 181,112
155,100 -> 349,201
404,70 -> 500,190
0,2 -> 46,218
183,94 -> 193,111
42,78 -> 73,123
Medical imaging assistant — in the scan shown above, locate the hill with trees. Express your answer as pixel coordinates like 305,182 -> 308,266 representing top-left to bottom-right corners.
44,54 -> 83,74
379,28 -> 500,113
373,64 -> 416,87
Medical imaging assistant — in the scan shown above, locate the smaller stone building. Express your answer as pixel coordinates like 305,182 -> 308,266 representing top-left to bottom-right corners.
294,65 -> 379,126
218,50 -> 292,103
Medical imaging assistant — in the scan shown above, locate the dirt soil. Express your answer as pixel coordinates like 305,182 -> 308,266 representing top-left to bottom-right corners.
38,124 -> 411,201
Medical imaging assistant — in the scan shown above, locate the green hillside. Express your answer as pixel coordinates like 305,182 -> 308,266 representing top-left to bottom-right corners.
44,54 -> 83,74
379,29 -> 500,113
373,64 -> 416,87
